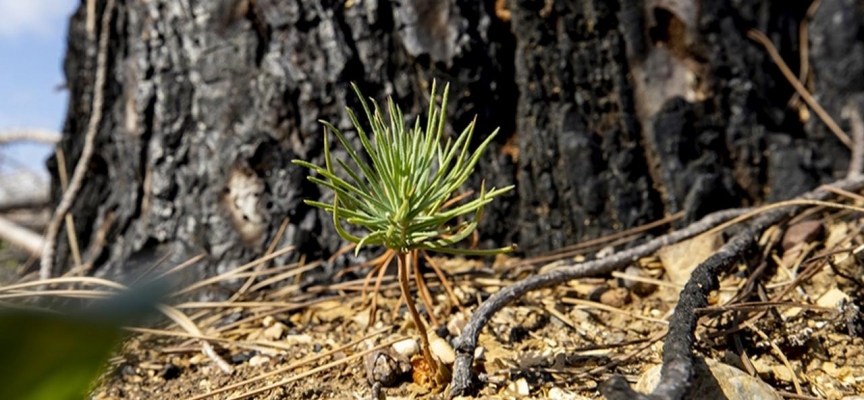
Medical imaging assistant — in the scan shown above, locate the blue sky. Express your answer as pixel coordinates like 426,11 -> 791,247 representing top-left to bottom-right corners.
0,0 -> 79,176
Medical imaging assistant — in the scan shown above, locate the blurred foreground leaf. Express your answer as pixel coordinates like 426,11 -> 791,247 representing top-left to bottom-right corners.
0,281 -> 164,400
0,310 -> 122,400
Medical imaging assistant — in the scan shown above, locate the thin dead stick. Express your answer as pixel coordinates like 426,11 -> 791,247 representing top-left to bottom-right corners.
752,326 -> 803,395
0,215 -> 44,254
41,0 -> 116,280
56,149 -> 83,271
0,129 -> 61,145
225,337 -> 407,400
704,198 -> 864,237
821,185 -> 864,203
0,289 -> 112,300
697,301 -> 835,314
210,297 -> 336,334
249,260 -> 322,293
172,245 -> 295,296
158,304 -> 233,373
847,105 -> 864,177
360,250 -> 393,303
561,297 -> 669,325
230,217 -> 290,302
748,29 -> 853,148
0,276 -> 127,292
505,212 -> 684,270
152,253 -> 208,281
540,303 -> 582,332
185,328 -> 391,400
610,271 -> 682,290
579,330 -> 668,379
367,253 -> 391,325
789,0 -> 821,107
422,250 -> 465,312
174,301 -> 312,309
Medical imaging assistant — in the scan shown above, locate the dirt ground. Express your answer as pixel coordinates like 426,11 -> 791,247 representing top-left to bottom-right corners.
87,211 -> 864,400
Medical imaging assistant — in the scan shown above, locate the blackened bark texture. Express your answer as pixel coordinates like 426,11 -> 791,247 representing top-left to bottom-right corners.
50,0 -> 860,279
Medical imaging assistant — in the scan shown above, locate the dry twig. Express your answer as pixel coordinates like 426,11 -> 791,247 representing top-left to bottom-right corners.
747,29 -> 853,148
40,0 -> 116,280
0,129 -> 61,145
0,215 -> 44,255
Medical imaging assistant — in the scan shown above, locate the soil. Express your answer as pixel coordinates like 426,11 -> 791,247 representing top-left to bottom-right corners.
87,211 -> 864,400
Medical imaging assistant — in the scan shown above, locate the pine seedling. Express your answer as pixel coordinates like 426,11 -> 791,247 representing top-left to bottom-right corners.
293,81 -> 515,373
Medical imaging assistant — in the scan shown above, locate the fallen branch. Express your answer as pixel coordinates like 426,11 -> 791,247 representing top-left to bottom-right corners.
40,0 -> 115,279
448,207 -> 749,396
0,215 -> 44,255
600,174 -> 864,399
0,129 -> 61,145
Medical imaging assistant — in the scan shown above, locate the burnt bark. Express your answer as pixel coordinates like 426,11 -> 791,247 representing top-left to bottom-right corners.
48,0 -> 862,282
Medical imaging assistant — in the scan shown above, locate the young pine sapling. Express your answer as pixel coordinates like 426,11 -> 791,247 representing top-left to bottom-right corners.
293,81 -> 515,373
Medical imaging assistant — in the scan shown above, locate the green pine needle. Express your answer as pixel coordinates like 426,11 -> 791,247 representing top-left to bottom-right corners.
293,81 -> 515,256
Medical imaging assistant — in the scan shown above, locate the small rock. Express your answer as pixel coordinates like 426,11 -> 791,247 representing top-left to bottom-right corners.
770,364 -> 794,382
283,334 -> 313,344
392,338 -> 419,358
658,232 -> 723,286
364,349 -> 411,387
262,322 -> 285,340
782,220 -> 823,251
351,310 -> 371,327
620,265 -> 657,296
230,351 -> 255,364
447,310 -> 468,336
816,288 -> 850,308
473,346 -> 485,361
599,287 -> 631,308
635,357 -> 781,399
248,354 -> 270,367
508,377 -> 530,396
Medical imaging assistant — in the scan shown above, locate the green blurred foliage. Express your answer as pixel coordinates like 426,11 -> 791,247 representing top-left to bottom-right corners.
0,310 -> 123,400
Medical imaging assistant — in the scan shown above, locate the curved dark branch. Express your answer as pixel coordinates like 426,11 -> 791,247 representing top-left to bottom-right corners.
449,207 -> 750,396
601,175 -> 864,399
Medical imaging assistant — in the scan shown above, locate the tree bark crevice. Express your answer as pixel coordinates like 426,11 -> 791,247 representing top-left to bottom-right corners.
50,0 -> 863,287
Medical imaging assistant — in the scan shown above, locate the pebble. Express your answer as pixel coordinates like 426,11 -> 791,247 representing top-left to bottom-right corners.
509,378 -> 530,396
262,322 -> 285,340
635,357 -> 781,399
620,265 -> 657,296
248,355 -> 270,367
782,220 -> 823,251
816,288 -> 850,308
363,349 -> 411,387
599,287 -> 631,308
447,310 -> 468,336
391,338 -> 419,358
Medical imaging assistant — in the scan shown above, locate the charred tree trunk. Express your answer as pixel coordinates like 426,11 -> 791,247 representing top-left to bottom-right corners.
47,0 -> 862,282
